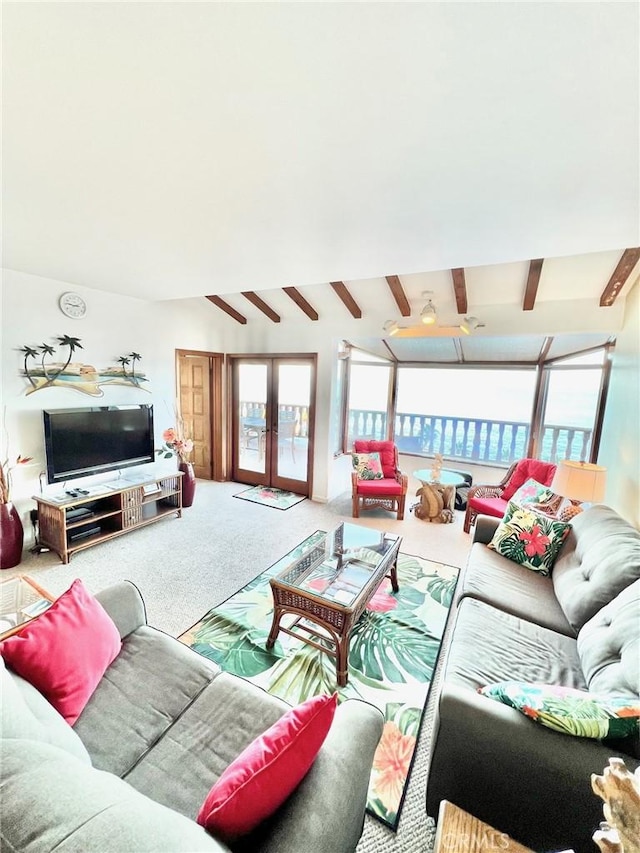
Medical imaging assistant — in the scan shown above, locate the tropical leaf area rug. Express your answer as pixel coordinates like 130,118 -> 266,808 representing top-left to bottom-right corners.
179,531 -> 458,831
233,485 -> 306,510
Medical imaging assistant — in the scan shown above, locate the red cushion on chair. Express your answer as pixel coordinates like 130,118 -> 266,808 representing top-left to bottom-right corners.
353,440 -> 396,478
357,478 -> 402,496
502,460 -> 556,501
468,496 -> 509,519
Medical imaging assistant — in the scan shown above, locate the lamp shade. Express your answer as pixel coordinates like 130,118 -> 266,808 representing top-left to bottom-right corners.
550,461 -> 607,503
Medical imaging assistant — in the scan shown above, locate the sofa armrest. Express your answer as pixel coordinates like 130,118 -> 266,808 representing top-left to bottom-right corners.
426,683 -> 639,853
244,699 -> 384,853
94,581 -> 147,639
473,515 -> 500,544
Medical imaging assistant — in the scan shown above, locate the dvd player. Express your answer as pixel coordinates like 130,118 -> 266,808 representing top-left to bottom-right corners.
68,525 -> 101,542
66,507 -> 94,521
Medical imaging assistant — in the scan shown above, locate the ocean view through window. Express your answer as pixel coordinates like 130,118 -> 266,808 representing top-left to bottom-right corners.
344,347 -> 609,466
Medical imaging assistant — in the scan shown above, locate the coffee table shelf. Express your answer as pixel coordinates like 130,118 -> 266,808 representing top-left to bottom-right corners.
266,523 -> 401,686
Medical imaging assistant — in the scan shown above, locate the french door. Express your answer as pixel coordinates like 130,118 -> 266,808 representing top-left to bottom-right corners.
230,356 -> 315,496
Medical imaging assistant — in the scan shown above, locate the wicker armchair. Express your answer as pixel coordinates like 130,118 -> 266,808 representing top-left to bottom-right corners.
463,458 -> 557,533
351,440 -> 408,521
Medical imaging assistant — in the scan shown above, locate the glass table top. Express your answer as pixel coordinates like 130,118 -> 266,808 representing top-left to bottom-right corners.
413,468 -> 467,487
274,522 -> 400,608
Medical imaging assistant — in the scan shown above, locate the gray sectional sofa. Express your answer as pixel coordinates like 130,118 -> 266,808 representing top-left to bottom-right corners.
426,504 -> 640,853
1,581 -> 384,853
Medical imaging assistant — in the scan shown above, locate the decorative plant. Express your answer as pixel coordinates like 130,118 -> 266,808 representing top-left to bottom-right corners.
158,426 -> 193,464
0,454 -> 33,504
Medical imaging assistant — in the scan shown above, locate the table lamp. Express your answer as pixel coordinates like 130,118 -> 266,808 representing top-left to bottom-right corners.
550,460 -> 607,521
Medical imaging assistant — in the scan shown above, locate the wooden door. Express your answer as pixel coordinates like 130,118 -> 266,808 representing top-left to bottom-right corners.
177,350 -> 224,480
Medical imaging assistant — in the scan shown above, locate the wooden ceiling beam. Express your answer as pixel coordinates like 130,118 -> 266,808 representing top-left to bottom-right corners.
282,286 -> 318,320
524,259 -> 544,311
600,248 -> 640,306
205,295 -> 247,324
330,281 -> 361,318
241,291 -> 280,322
451,269 -> 468,314
385,275 -> 411,316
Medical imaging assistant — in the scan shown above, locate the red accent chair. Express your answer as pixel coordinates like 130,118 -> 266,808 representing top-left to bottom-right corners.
351,440 -> 408,521
463,458 -> 557,533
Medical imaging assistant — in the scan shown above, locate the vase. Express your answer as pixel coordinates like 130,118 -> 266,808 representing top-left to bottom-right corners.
178,461 -> 196,508
0,503 -> 24,570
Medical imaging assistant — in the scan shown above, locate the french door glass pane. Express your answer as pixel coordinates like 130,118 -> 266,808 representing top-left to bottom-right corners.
276,363 -> 310,482
238,364 -> 267,474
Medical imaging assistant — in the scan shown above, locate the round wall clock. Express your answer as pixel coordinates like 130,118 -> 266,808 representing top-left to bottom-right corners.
58,292 -> 87,319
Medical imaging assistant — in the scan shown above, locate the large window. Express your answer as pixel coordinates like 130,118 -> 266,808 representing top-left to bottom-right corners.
537,351 -> 607,463
342,346 -> 611,466
345,349 -> 393,449
395,367 -> 536,463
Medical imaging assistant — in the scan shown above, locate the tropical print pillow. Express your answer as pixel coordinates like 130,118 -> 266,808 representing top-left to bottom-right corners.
352,452 -> 384,480
479,682 -> 640,740
511,478 -> 563,518
488,500 -> 571,575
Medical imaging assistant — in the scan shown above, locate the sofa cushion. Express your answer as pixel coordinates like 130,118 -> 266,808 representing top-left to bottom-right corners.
0,739 -> 226,852
488,502 -> 571,576
552,505 -> 640,633
0,579 -> 121,725
458,542 -> 574,635
1,656 -> 90,764
577,579 -> 640,700
479,682 -> 639,740
197,692 -> 337,841
444,597 -> 587,692
73,625 -> 220,776
123,672 -> 294,819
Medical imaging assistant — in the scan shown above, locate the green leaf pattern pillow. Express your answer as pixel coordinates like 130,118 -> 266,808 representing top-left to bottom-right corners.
510,478 -> 563,517
352,452 -> 384,480
480,682 -> 640,740
488,500 -> 571,575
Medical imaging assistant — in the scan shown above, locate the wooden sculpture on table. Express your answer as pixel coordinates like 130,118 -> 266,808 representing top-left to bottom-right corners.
591,757 -> 640,853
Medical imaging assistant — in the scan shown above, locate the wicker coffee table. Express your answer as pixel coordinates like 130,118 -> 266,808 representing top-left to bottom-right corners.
266,522 -> 402,686
0,575 -> 55,640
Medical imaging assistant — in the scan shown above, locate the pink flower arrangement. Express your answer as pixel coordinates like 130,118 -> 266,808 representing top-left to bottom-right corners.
158,427 -> 193,463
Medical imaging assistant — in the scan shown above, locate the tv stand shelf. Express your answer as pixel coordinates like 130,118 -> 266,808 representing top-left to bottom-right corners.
33,473 -> 183,564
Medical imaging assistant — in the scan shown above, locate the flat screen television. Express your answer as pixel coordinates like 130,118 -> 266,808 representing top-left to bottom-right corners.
43,405 -> 155,485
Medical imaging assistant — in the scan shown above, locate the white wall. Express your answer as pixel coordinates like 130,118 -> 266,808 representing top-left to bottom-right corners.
1,269 -> 222,525
4,269 -> 639,523
599,281 -> 640,526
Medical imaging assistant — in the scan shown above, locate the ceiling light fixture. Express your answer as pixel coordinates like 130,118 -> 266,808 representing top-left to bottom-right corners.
460,316 -> 481,335
420,300 -> 437,325
420,291 -> 437,325
383,320 -> 400,336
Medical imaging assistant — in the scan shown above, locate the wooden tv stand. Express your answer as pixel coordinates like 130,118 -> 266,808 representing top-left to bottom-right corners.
33,473 -> 183,564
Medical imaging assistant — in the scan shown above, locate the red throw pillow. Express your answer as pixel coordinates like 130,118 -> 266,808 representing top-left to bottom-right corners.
197,692 -> 338,841
0,578 -> 121,725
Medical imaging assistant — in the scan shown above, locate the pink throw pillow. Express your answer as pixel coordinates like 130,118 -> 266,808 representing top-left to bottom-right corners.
0,578 -> 121,725
197,692 -> 338,841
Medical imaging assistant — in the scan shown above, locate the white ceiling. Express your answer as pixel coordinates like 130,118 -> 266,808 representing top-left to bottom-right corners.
2,1 -> 639,346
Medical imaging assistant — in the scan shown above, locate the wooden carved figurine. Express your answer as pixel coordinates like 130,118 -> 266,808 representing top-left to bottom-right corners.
591,757 -> 640,853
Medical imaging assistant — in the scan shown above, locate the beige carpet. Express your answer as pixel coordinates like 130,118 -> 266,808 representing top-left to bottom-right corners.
10,479 -> 473,852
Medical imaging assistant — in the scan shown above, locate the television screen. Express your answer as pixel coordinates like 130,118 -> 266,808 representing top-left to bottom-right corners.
43,405 -> 155,484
